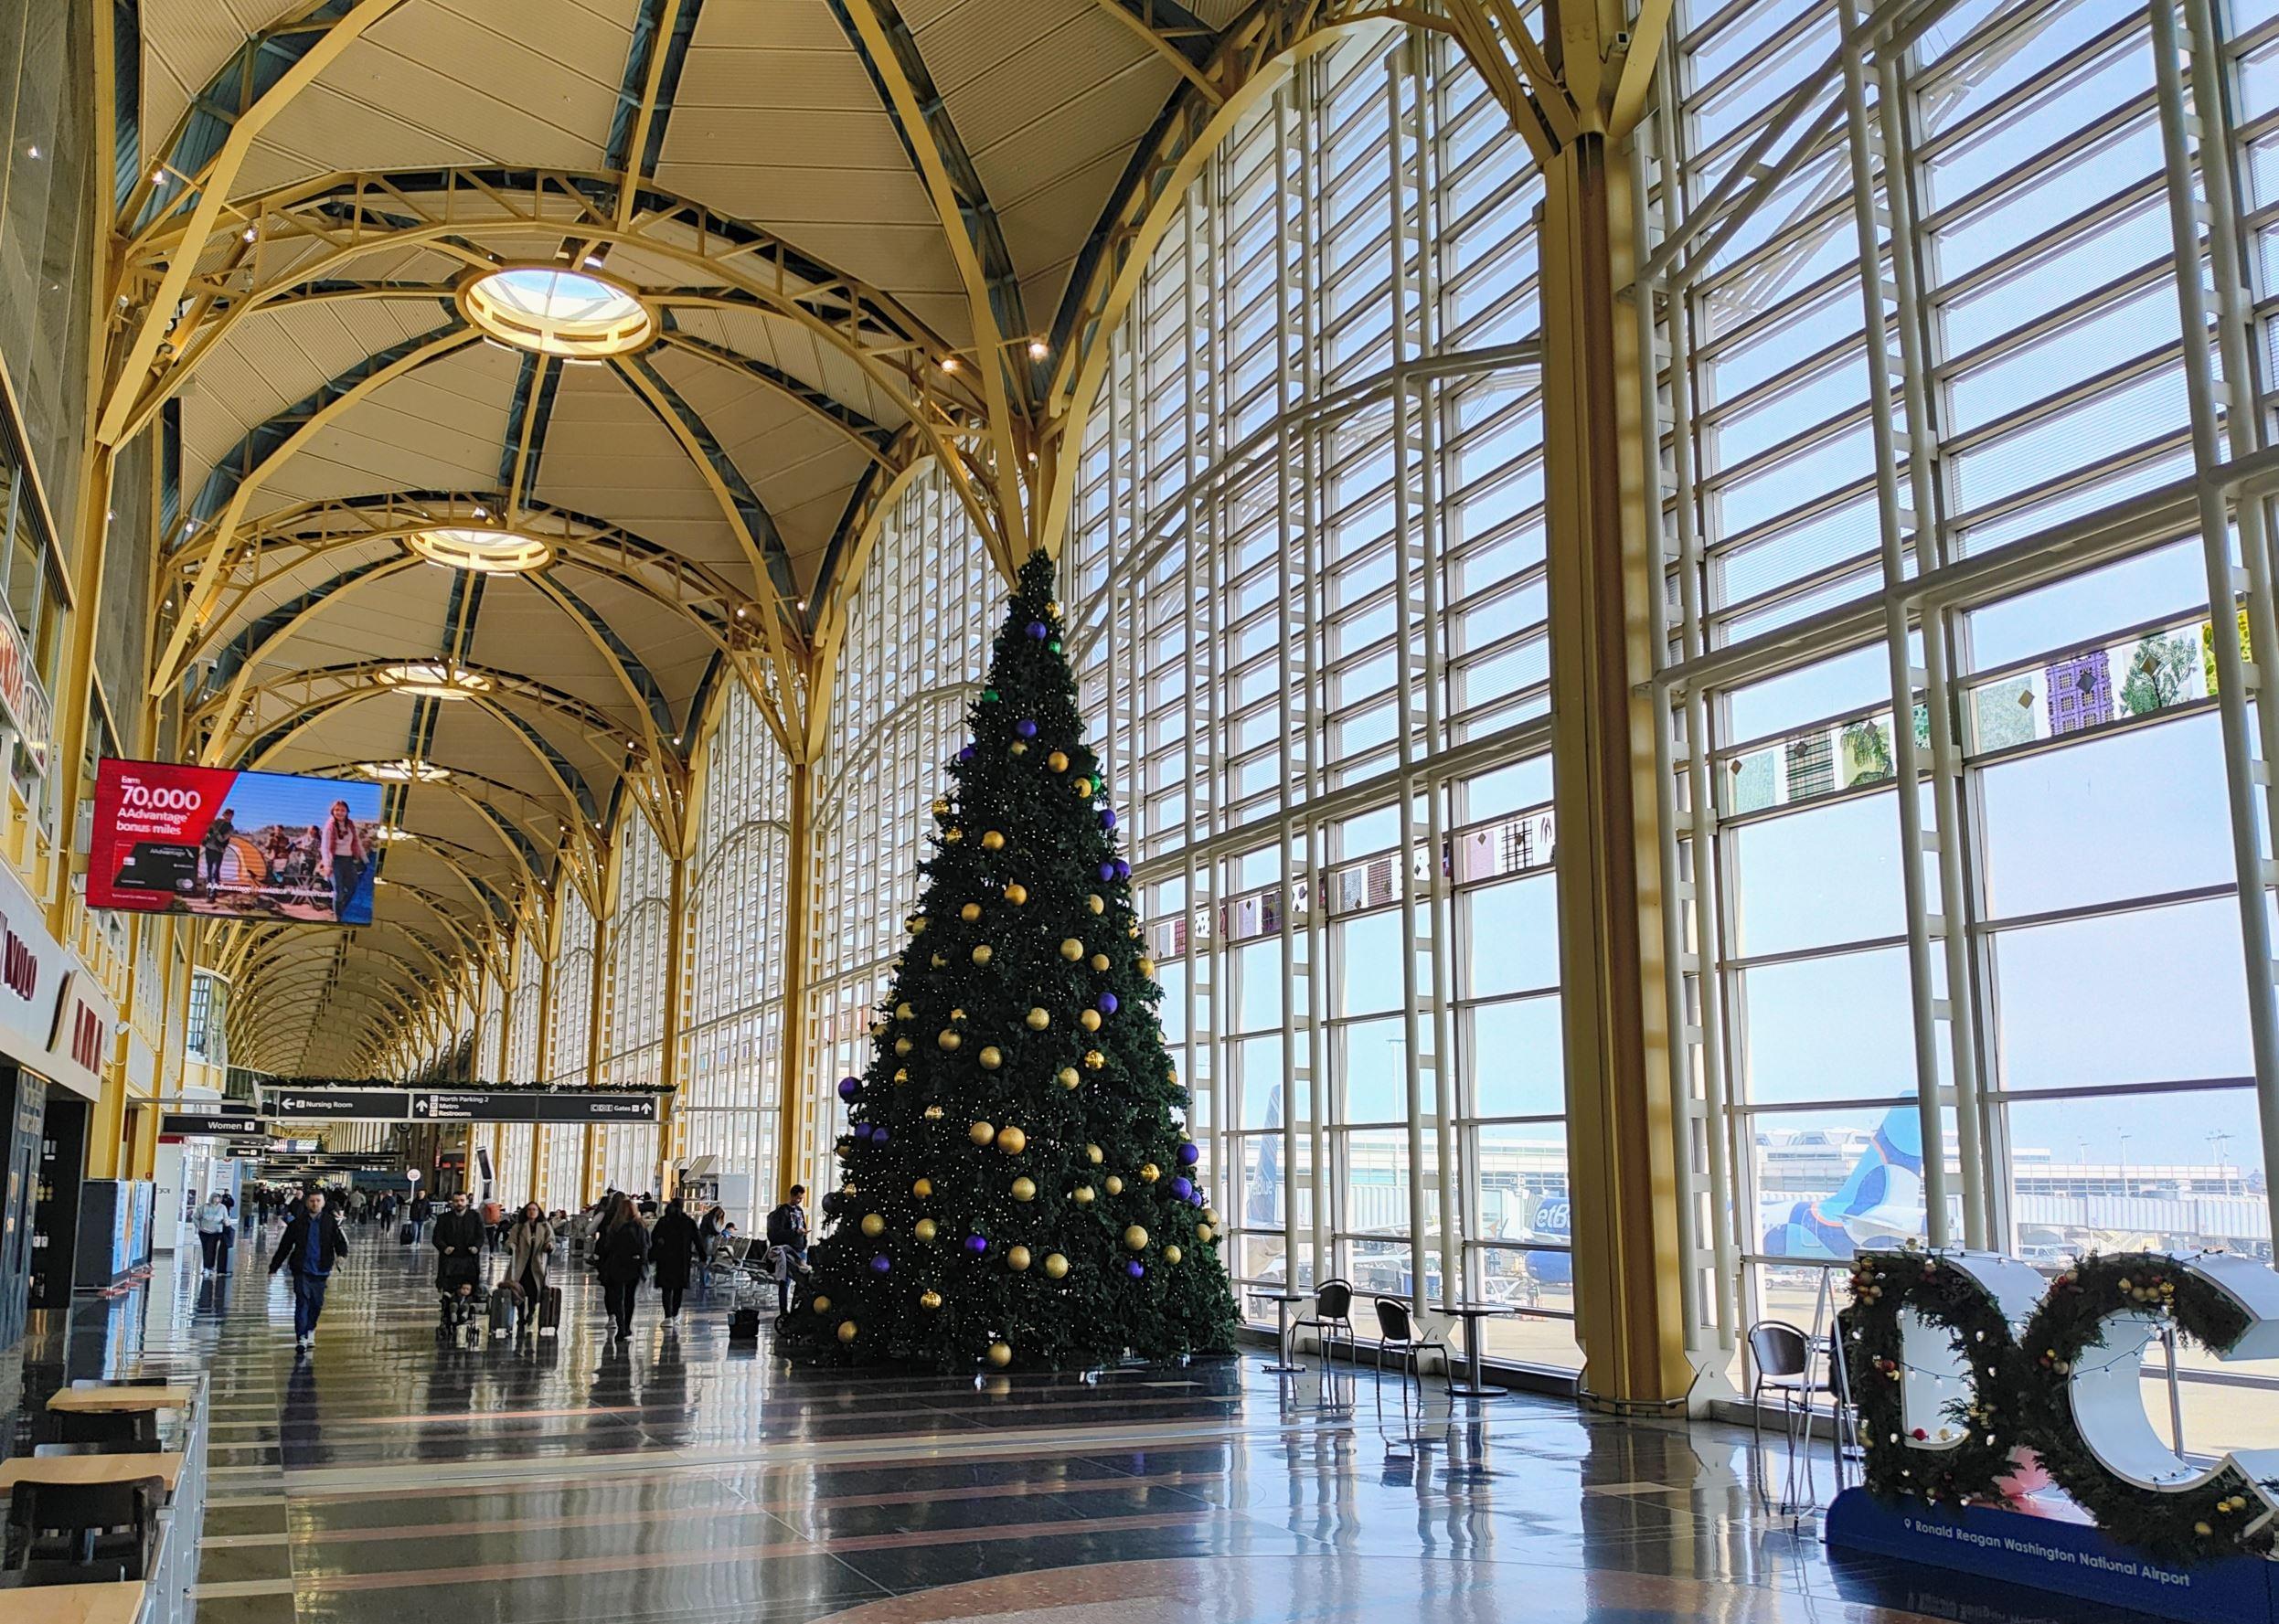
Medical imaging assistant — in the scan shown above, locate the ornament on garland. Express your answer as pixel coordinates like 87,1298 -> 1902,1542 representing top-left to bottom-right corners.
778,551 -> 1239,1374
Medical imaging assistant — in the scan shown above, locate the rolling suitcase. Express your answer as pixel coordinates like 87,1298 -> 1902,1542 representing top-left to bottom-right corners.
537,1285 -> 562,1337
487,1289 -> 515,1339
729,1305 -> 761,1342
399,1222 -> 415,1246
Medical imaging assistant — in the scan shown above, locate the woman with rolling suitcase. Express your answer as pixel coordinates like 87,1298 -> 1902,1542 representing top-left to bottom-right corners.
505,1203 -> 557,1338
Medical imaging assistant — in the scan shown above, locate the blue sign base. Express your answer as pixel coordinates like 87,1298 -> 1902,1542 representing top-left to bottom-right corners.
1826,1487 -> 2275,1624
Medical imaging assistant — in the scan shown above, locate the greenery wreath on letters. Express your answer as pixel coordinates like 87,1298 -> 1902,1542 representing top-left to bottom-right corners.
1847,1246 -> 2025,1508
2014,1251 -> 2273,1566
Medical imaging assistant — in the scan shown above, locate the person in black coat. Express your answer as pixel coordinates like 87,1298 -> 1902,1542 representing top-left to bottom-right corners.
647,1198 -> 701,1324
268,1191 -> 350,1349
593,1194 -> 649,1341
431,1191 -> 486,1302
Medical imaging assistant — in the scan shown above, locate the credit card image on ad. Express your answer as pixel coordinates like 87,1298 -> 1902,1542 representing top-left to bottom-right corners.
88,759 -> 383,926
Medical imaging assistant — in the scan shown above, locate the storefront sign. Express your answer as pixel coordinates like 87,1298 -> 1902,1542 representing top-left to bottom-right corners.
0,861 -> 112,1099
0,608 -> 53,778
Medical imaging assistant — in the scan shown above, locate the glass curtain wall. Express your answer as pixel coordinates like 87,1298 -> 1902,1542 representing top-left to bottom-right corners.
684,682 -> 793,1217
497,931 -> 544,1203
1061,25 -> 1576,1367
1638,0 -> 2279,1440
540,887 -> 597,1209
802,464 -> 996,1189
599,810 -> 671,1194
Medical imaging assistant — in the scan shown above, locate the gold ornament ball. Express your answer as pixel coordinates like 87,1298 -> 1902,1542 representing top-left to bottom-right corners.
859,1213 -> 885,1237
895,1037 -> 914,1057
986,1342 -> 1012,1368
1127,924 -> 1140,939
969,1120 -> 996,1146
1075,778 -> 1094,796
931,952 -> 947,969
1007,1245 -> 1032,1271
1197,1224 -> 1213,1243
1026,1007 -> 1050,1030
1202,1207 -> 1219,1226
1089,953 -> 1110,971
937,1029 -> 962,1051
1083,1049 -> 1106,1070
913,1176 -> 934,1198
1048,750 -> 1069,773
1060,938 -> 1084,961
1124,1226 -> 1149,1251
836,1320 -> 859,1344
1104,1174 -> 1124,1195
1139,1162 -> 1160,1184
868,1020 -> 887,1038
1010,740 -> 1028,757
997,1125 -> 1028,1155
919,1290 -> 942,1311
932,797 -> 950,816
1164,1245 -> 1183,1265
978,1046 -> 1003,1070
943,827 -> 964,844
1071,1184 -> 1095,1206
924,1104 -> 944,1120
1043,1252 -> 1070,1279
972,945 -> 994,966
1059,1067 -> 1081,1090
893,1067 -> 909,1084
981,830 -> 1006,851
1086,894 -> 1105,915
1010,1176 -> 1036,1203
1080,1010 -> 1102,1032
908,916 -> 927,936
896,1001 -> 914,1020
1085,1143 -> 1103,1164
1004,882 -> 1028,906
953,1006 -> 967,1021
814,1295 -> 832,1313
960,902 -> 982,923
1137,956 -> 1156,978
914,1218 -> 938,1242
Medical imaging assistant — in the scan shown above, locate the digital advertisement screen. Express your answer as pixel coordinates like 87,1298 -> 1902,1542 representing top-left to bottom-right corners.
89,759 -> 383,926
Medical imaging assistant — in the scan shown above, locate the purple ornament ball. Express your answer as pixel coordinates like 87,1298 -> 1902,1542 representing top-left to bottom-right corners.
1017,718 -> 1038,738
852,1122 -> 871,1142
870,1254 -> 891,1273
1026,621 -> 1048,640
1097,992 -> 1119,1014
871,1126 -> 889,1147
1177,1141 -> 1200,1166
1113,859 -> 1131,880
964,1234 -> 989,1256
837,1076 -> 860,1101
1170,1177 -> 1193,1202
1100,809 -> 1118,830
1098,862 -> 1117,883
958,745 -> 975,762
1125,1260 -> 1145,1279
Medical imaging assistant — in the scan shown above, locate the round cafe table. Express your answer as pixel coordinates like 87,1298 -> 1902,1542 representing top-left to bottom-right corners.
1438,1301 -> 1518,1399
1248,1290 -> 1310,1375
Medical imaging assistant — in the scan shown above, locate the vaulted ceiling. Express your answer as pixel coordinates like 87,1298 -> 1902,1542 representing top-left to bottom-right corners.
115,0 -> 1262,1075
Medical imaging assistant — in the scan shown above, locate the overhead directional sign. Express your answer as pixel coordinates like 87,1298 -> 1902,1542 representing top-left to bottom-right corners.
268,1088 -> 408,1120
262,1088 -> 663,1123
161,1110 -> 265,1137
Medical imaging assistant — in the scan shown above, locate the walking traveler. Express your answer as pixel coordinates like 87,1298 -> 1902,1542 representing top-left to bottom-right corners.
695,1205 -> 726,1304
195,1193 -> 231,1273
504,1203 -> 555,1336
648,1197 -> 701,1323
764,1185 -> 809,1315
409,1191 -> 431,1242
432,1190 -> 485,1311
480,1197 -> 506,1252
268,1191 -> 349,1349
593,1194 -> 648,1341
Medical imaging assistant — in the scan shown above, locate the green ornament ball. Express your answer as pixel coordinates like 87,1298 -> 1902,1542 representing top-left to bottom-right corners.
981,687 -> 1000,703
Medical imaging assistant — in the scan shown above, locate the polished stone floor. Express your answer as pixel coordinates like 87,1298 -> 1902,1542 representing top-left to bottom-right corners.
23,1224 -> 2188,1624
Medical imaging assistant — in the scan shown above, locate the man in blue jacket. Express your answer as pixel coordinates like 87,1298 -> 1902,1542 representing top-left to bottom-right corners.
269,1189 -> 350,1350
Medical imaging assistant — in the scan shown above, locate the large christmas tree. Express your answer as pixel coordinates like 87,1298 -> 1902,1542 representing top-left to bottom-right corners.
780,552 -> 1238,1371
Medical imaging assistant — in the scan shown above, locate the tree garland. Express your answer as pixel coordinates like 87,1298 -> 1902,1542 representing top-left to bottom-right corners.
1847,1247 -> 2025,1508
2015,1251 -> 2273,1566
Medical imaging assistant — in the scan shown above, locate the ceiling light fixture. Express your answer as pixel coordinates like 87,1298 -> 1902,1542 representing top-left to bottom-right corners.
406,525 -> 553,575
940,356 -> 960,374
1028,339 -> 1049,360
458,264 -> 655,358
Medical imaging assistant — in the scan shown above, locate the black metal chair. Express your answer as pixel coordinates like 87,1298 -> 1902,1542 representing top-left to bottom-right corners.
1,1476 -> 165,1583
1371,1298 -> 1449,1396
1747,1319 -> 1837,1509
40,1411 -> 158,1450
1290,1279 -> 1358,1370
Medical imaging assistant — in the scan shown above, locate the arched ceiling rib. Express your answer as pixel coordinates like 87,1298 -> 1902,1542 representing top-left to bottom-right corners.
122,0 -> 1248,1069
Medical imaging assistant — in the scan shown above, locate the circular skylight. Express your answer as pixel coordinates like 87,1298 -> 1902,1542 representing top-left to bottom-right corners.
407,525 -> 554,574
458,265 -> 655,357
355,759 -> 451,783
374,662 -> 491,699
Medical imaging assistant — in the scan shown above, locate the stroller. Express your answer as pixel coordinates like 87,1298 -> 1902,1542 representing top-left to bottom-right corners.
436,1249 -> 486,1342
